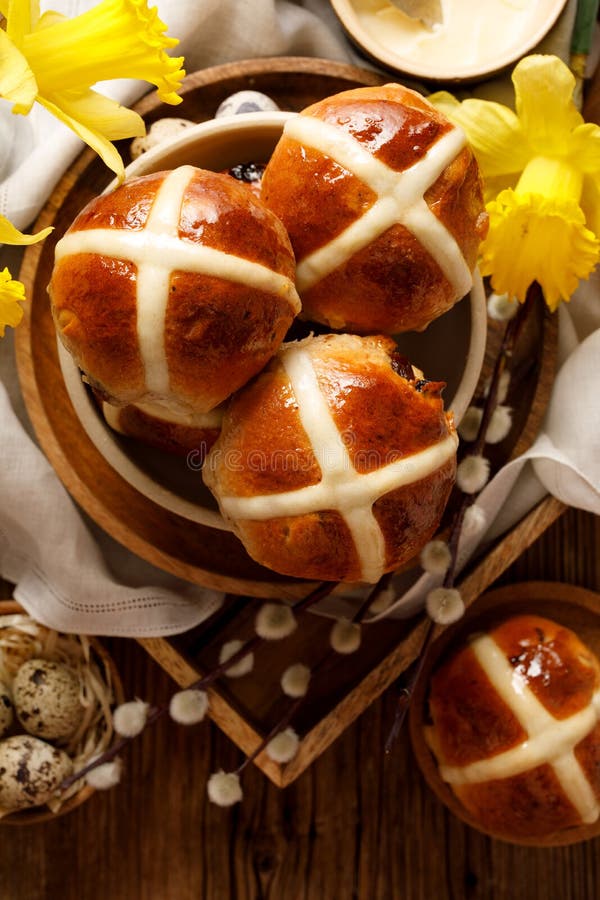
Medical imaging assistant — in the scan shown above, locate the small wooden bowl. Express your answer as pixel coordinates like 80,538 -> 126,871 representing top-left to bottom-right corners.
0,601 -> 124,825
409,581 -> 600,847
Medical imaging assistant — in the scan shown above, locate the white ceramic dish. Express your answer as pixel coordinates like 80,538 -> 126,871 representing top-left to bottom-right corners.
330,0 -> 568,83
57,111 -> 487,531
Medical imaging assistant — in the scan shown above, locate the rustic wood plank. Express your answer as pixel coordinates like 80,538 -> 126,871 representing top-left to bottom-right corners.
0,509 -> 599,899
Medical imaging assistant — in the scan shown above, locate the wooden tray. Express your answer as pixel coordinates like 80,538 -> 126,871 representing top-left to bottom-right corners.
409,581 -> 600,847
15,58 -> 564,784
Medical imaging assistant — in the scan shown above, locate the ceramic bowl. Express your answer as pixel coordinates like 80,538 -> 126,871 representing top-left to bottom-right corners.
329,0 -> 568,83
57,110 -> 487,531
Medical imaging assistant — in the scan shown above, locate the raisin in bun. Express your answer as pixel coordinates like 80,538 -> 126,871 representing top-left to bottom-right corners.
203,333 -> 457,582
50,166 -> 300,415
426,615 -> 600,842
261,84 -> 487,334
100,397 -> 223,461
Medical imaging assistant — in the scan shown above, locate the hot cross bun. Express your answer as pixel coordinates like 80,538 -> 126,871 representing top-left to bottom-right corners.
49,166 -> 300,415
203,332 -> 457,583
260,83 -> 488,334
426,615 -> 600,841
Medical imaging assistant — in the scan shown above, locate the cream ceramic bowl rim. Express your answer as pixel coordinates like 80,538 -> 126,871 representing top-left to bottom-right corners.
58,110 -> 487,532
329,0 -> 568,83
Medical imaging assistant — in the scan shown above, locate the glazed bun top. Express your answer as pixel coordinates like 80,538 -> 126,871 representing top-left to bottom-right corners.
50,165 -> 300,414
427,614 -> 600,838
261,83 -> 487,334
204,332 -> 458,583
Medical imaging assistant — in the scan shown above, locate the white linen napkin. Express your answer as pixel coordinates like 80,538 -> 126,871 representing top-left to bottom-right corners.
0,0 -> 596,636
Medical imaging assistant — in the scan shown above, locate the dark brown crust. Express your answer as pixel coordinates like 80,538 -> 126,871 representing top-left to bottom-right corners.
164,273 -> 295,412
203,360 -> 322,498
105,404 -> 220,460
491,616 -> 600,719
261,139 -> 377,261
427,645 -> 528,767
179,169 -> 294,274
311,341 -> 449,470
51,256 -> 144,404
204,333 -> 457,581
373,456 -> 456,573
49,167 -> 297,412
455,764 -> 584,840
233,510 -> 362,583
261,83 -> 487,334
426,615 -> 600,838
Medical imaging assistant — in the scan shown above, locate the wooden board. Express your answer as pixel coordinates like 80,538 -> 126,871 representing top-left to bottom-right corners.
15,57 -> 563,784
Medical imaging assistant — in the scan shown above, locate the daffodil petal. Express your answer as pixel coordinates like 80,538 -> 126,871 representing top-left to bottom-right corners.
566,123 -> 600,174
0,215 -> 52,245
480,189 -> 599,310
513,55 -> 583,155
37,94 -> 128,183
0,27 -> 37,113
5,0 -> 38,43
36,9 -> 67,30
429,92 -> 528,178
0,267 -> 26,337
52,88 -> 146,141
23,0 -> 185,105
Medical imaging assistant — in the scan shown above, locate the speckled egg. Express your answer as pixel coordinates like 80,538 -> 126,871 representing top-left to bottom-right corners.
12,659 -> 83,741
0,681 -> 12,738
0,735 -> 73,810
215,90 -> 279,118
130,116 -> 196,159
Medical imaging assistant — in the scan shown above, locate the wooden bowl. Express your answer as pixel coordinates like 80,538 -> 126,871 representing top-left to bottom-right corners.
15,58 -> 555,598
0,601 -> 124,825
409,581 -> 600,846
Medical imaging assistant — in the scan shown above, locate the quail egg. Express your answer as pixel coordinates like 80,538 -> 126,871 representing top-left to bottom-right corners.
0,681 -> 12,738
215,90 -> 279,117
0,735 -> 72,811
12,659 -> 83,741
130,117 -> 196,159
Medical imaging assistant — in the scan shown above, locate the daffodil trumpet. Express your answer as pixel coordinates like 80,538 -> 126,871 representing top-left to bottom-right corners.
430,54 -> 600,311
0,0 -> 185,182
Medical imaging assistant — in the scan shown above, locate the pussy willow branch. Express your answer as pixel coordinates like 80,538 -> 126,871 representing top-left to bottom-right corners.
59,580 -> 338,792
383,282 -> 541,752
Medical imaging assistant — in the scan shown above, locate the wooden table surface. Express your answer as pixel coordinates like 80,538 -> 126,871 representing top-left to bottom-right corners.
0,507 -> 598,899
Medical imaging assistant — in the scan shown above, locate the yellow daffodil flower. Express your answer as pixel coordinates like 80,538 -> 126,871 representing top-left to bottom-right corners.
0,0 -> 185,182
0,267 -> 26,336
0,214 -> 52,335
430,55 -> 600,311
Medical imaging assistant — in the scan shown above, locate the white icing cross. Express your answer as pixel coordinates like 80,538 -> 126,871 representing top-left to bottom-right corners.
283,115 -> 473,298
55,165 -> 301,397
439,634 -> 600,825
218,343 -> 458,583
